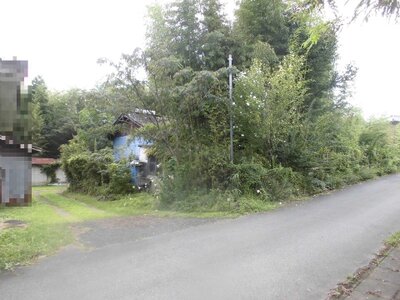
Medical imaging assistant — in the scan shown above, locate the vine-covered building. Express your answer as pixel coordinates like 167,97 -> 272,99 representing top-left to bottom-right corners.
112,110 -> 158,187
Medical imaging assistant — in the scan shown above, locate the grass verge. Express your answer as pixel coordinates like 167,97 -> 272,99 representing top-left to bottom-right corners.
0,197 -> 73,271
62,191 -> 247,218
0,186 -> 126,271
386,231 -> 400,247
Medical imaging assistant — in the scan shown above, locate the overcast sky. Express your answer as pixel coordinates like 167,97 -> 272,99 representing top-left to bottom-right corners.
1,0 -> 399,118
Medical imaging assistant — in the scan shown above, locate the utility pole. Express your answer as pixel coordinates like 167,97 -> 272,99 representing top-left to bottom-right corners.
229,54 -> 234,164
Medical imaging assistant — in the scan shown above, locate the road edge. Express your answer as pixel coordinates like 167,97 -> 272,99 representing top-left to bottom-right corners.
326,231 -> 400,299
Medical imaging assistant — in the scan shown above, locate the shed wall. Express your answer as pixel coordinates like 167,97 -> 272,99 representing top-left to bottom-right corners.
113,135 -> 152,185
32,165 -> 48,186
0,155 -> 31,205
31,166 -> 68,186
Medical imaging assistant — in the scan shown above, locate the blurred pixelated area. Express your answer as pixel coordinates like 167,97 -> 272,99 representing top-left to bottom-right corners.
0,58 -> 32,206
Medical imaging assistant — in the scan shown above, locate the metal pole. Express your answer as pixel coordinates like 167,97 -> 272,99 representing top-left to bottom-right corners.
229,54 -> 234,164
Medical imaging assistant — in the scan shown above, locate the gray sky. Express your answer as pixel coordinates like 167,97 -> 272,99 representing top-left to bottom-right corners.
1,0 -> 399,118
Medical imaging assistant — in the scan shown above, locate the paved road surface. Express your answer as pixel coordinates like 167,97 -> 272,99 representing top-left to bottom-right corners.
1,174 -> 400,299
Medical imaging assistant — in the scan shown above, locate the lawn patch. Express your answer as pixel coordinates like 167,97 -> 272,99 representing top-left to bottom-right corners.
39,192 -> 115,221
0,198 -> 73,270
63,191 -> 243,218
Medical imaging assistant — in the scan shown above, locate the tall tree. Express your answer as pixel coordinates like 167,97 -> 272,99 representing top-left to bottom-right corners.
200,0 -> 232,70
290,23 -> 338,115
234,55 -> 307,167
234,0 -> 290,57
201,0 -> 227,33
145,4 -> 172,61
31,76 -> 50,151
167,0 -> 203,70
354,0 -> 399,20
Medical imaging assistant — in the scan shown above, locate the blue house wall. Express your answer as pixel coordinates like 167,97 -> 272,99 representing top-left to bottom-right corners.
113,135 -> 152,184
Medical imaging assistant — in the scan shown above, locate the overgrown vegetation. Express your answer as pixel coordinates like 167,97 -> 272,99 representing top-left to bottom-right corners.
40,162 -> 61,183
60,145 -> 133,197
31,0 -> 400,213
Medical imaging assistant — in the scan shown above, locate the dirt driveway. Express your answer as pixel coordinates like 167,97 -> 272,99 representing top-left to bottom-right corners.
72,215 -> 218,249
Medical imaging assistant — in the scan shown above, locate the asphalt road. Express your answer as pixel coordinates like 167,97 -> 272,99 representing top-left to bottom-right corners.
1,174 -> 400,300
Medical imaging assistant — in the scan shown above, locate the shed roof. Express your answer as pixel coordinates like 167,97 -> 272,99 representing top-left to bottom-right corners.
32,157 -> 57,165
113,109 -> 159,128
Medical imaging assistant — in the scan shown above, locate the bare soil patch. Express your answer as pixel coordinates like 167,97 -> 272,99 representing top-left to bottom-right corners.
0,220 -> 28,230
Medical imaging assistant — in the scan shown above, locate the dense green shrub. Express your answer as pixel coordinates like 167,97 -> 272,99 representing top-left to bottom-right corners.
230,163 -> 303,201
107,162 -> 134,195
61,138 -> 134,196
264,167 -> 304,200
358,167 -> 378,181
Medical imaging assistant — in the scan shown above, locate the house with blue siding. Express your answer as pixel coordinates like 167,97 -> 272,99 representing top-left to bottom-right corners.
112,110 -> 158,186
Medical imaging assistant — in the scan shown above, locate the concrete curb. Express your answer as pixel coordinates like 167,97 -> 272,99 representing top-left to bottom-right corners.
347,247 -> 400,299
